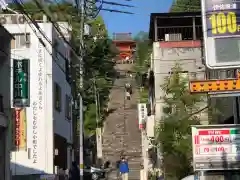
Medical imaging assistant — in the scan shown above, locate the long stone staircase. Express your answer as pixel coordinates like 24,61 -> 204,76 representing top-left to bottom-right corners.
102,64 -> 142,180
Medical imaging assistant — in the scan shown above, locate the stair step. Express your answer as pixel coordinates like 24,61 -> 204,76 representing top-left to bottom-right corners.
103,69 -> 141,179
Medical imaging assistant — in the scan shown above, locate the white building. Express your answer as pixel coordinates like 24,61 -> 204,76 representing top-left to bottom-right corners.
1,14 -> 73,177
0,24 -> 13,180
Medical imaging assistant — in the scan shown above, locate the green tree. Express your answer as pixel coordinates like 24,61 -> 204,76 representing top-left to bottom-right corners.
170,0 -> 201,12
7,2 -> 116,135
82,16 -> 116,135
156,64 -> 207,179
134,31 -> 151,73
134,31 -> 152,103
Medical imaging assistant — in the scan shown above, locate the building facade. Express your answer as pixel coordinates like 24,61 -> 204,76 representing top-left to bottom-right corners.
0,25 -> 13,180
149,12 -> 207,125
147,12 -> 238,177
1,14 -> 73,177
112,32 -> 136,63
146,12 -> 208,174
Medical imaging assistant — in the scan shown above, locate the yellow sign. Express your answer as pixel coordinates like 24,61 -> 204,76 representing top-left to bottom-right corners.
189,71 -> 240,93
209,12 -> 239,34
19,109 -> 27,149
14,109 -> 27,150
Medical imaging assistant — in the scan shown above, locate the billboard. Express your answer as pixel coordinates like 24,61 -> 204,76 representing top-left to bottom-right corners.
14,108 -> 27,150
201,0 -> 240,69
192,125 -> 240,170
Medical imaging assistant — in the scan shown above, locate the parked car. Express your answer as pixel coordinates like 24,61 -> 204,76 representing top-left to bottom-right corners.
84,166 -> 105,180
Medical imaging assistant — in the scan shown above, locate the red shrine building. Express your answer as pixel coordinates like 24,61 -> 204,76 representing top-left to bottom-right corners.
112,33 -> 136,63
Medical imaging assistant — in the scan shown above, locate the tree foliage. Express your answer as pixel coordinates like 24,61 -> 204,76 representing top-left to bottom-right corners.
134,31 -> 151,73
170,0 -> 201,12
156,65 -> 207,179
134,31 -> 152,103
7,2 -> 116,135
82,16 -> 116,135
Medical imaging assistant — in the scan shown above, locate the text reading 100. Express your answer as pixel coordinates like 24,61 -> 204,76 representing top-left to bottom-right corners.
209,12 -> 240,34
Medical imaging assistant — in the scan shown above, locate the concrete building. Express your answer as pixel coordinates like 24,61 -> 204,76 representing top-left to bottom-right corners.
149,12 -> 207,125
1,14 -> 73,178
0,24 -> 13,180
147,11 -> 237,177
144,12 -> 209,176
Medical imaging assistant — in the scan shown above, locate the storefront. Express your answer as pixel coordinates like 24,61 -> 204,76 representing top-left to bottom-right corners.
0,126 -> 6,178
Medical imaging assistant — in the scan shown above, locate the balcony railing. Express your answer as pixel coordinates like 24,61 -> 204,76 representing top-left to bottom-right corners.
157,25 -> 203,41
0,94 -> 3,113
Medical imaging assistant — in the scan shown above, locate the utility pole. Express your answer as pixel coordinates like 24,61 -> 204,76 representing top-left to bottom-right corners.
78,0 -> 85,179
94,78 -> 103,164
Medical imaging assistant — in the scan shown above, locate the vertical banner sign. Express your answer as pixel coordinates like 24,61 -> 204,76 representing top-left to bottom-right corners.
96,127 -> 103,158
138,103 -> 147,129
13,59 -> 30,107
202,0 -> 240,68
14,109 -> 27,150
19,109 -> 27,149
192,125 -> 240,171
15,109 -> 20,149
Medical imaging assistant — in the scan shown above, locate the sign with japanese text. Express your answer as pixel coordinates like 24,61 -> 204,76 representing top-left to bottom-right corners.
206,1 -> 240,37
14,108 -> 27,150
138,103 -> 147,129
202,0 -> 240,69
192,125 -> 240,170
32,101 -> 38,163
13,59 -> 30,107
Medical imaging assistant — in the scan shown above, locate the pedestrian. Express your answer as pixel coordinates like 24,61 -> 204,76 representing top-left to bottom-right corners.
125,91 -> 131,100
119,157 -> 129,180
116,159 -> 121,179
69,161 -> 80,180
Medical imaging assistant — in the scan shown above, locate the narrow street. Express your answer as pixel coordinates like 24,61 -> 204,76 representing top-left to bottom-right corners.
102,63 -> 142,180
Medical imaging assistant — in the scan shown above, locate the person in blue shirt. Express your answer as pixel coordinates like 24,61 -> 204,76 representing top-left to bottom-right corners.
119,157 -> 129,180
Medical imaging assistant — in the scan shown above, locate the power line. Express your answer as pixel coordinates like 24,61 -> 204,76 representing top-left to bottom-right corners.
101,0 -> 134,8
101,8 -> 134,14
86,0 -> 135,14
9,0 -> 80,82
33,0 -> 84,57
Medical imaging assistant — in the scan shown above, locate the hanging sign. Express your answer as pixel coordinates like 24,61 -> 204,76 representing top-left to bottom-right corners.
138,103 -> 147,129
14,108 -> 27,150
13,59 -> 30,107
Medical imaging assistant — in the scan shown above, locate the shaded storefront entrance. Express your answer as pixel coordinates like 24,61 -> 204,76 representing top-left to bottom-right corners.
0,126 -> 5,179
54,134 -> 68,171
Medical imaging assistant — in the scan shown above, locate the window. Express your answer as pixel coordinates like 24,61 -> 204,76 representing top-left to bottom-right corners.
11,34 -> 30,49
54,83 -> 61,112
65,95 -> 72,120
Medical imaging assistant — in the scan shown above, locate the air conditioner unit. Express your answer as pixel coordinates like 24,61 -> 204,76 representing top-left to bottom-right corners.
165,33 -> 182,41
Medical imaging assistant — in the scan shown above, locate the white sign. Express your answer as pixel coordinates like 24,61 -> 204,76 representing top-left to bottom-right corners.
138,103 -> 147,129
201,0 -> 240,69
192,125 -> 240,171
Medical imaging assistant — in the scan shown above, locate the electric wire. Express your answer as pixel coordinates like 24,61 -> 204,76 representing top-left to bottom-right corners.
12,0 -> 76,67
33,0 -> 84,54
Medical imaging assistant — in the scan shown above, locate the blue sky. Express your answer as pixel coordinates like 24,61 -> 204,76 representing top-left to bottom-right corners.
100,0 -> 173,36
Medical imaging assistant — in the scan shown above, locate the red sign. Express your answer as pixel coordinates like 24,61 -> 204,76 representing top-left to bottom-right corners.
198,130 -> 230,135
15,109 -> 20,147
